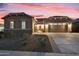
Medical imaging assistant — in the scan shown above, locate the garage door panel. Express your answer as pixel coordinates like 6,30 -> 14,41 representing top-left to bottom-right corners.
49,25 -> 66,32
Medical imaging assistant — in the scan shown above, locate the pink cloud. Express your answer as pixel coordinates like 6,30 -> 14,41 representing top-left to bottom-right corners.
1,3 -> 79,24
9,3 -> 44,8
10,3 -> 78,14
0,14 -> 6,24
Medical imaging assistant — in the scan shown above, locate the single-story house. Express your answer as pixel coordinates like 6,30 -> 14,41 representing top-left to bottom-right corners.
2,12 -> 74,38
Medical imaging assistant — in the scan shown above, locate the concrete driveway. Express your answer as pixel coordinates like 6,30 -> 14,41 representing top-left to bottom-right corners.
47,33 -> 79,54
34,33 -> 79,54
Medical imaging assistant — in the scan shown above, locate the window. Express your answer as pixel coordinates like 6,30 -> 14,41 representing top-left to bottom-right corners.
10,21 -> 14,29
22,21 -> 26,29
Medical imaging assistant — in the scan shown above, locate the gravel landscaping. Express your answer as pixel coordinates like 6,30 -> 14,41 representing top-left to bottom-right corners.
0,34 -> 53,52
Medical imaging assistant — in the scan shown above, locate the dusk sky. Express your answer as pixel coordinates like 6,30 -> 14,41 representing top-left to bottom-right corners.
0,3 -> 79,24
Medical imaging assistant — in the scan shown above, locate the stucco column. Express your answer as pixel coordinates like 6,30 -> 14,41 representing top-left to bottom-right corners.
32,18 -> 35,33
68,23 -> 72,32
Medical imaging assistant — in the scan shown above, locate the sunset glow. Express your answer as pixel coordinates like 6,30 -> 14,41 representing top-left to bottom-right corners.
0,3 -> 79,24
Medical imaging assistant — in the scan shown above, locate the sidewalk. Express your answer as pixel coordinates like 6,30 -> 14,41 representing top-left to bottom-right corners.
0,50 -> 77,56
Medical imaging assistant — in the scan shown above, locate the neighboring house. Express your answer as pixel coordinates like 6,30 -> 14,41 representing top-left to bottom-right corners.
33,16 -> 72,33
72,18 -> 79,32
2,12 -> 33,38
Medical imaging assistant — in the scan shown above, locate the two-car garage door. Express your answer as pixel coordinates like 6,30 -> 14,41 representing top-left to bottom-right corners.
49,23 -> 68,32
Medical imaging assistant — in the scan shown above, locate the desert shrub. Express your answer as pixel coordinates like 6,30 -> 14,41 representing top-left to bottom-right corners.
22,42 -> 27,46
37,37 -> 47,48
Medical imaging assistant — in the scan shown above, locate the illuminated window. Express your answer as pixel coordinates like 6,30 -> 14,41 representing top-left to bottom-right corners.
22,21 -> 26,29
41,25 -> 44,29
10,21 -> 14,29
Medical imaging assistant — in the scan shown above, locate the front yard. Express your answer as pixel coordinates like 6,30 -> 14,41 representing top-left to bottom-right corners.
0,34 -> 53,52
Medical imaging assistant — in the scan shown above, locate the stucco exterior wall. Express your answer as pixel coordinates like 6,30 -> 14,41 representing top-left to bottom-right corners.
3,13 -> 33,38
